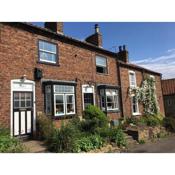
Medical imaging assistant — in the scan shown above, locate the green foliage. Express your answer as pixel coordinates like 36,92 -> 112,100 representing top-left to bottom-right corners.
47,120 -> 83,153
0,127 -> 10,137
73,135 -> 104,152
0,131 -> 26,153
82,105 -> 109,134
36,113 -> 55,140
145,115 -> 161,127
110,128 -> 127,147
163,117 -> 175,131
139,139 -> 145,144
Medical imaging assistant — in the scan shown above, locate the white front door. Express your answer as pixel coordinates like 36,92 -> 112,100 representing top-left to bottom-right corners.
11,79 -> 35,137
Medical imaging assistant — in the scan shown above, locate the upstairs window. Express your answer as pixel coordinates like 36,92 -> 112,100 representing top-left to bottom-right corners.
39,40 -> 57,64
96,56 -> 107,74
129,71 -> 136,87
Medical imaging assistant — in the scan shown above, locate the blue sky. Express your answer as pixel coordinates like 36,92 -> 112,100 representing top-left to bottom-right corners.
33,22 -> 175,79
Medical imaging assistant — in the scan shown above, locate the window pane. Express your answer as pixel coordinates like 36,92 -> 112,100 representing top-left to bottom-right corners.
84,93 -> 94,108
55,104 -> 64,115
25,93 -> 31,100
39,41 -> 56,53
21,93 -> 25,100
14,93 -> 20,100
21,100 -> 25,108
129,73 -> 136,87
96,56 -> 107,67
14,101 -> 19,108
55,95 -> 64,115
106,96 -> 113,103
67,104 -> 75,113
96,66 -> 107,74
56,95 -> 63,103
40,51 -> 56,62
45,86 -> 52,115
132,96 -> 138,113
54,85 -> 74,93
66,95 -> 75,114
26,101 -> 31,107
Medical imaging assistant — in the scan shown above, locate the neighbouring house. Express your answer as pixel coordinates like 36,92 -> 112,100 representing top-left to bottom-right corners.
162,78 -> 175,117
0,22 -> 165,137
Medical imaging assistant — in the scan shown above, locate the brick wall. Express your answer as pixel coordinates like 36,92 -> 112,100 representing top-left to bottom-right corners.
0,24 -> 121,128
119,65 -> 165,117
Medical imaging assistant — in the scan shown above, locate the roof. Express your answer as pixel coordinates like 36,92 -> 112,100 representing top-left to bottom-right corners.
118,61 -> 161,76
162,78 -> 175,95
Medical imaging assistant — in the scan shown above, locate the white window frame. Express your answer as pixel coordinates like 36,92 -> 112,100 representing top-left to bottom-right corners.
54,94 -> 65,116
131,95 -> 140,115
129,70 -> 137,88
82,85 -> 95,110
100,89 -> 119,111
96,56 -> 108,74
39,40 -> 57,64
54,85 -> 75,116
65,94 -> 76,115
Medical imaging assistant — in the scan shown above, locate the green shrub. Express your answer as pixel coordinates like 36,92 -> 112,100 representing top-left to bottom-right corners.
139,139 -> 145,144
145,115 -> 161,127
36,113 -> 55,140
82,105 -> 109,133
163,117 -> 175,131
0,127 -> 10,137
73,134 -> 104,152
47,120 -> 84,153
0,135 -> 26,153
110,128 -> 127,147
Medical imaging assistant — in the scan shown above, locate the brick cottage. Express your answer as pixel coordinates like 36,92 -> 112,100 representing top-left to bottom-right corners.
0,22 -> 165,137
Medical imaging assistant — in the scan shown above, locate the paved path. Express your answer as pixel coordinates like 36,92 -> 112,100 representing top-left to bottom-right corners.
23,140 -> 48,153
127,135 -> 175,153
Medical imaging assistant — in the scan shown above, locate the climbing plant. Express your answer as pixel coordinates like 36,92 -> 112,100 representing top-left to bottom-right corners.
128,76 -> 159,115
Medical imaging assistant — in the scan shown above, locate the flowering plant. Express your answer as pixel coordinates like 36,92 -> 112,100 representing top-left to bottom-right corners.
128,76 -> 159,115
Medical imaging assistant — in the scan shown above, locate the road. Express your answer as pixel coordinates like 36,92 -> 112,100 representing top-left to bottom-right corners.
127,135 -> 175,153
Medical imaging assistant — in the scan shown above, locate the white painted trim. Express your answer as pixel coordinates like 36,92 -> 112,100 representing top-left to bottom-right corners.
131,95 -> 140,116
128,70 -> 137,88
82,85 -> 96,110
10,79 -> 36,136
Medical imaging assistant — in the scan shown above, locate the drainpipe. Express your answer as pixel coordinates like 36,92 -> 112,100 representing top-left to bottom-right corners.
117,61 -> 124,118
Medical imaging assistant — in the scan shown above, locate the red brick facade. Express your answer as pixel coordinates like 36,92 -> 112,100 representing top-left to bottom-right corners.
0,22 -> 165,134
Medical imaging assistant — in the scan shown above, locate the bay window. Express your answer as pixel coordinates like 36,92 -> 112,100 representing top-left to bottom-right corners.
100,88 -> 119,112
44,83 -> 76,117
54,85 -> 75,116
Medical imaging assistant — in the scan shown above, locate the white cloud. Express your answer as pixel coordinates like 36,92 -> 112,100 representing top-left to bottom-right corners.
131,49 -> 175,79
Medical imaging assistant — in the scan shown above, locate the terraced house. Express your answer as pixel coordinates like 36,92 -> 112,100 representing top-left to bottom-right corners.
0,22 -> 165,137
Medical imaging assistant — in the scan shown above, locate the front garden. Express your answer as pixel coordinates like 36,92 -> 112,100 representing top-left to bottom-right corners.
37,105 -> 127,153
0,128 -> 26,153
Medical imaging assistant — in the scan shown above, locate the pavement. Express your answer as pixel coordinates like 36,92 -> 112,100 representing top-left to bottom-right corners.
127,135 -> 175,153
23,140 -> 48,153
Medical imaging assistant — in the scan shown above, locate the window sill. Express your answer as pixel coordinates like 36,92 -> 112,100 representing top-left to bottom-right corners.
96,72 -> 109,76
51,114 -> 76,120
132,113 -> 141,116
103,110 -> 120,113
37,61 -> 60,67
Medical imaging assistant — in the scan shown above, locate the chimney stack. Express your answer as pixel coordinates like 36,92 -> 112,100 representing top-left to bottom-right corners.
118,45 -> 129,63
45,22 -> 63,34
85,24 -> 102,47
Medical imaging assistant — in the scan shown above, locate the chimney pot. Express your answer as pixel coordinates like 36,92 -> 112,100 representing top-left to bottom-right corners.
123,45 -> 126,51
95,24 -> 100,33
119,46 -> 122,52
